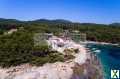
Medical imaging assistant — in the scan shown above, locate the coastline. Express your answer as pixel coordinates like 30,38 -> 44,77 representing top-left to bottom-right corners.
82,41 -> 119,46
87,43 -> 120,79
86,47 -> 104,79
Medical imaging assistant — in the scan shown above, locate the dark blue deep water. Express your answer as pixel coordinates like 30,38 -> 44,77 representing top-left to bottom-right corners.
87,44 -> 120,79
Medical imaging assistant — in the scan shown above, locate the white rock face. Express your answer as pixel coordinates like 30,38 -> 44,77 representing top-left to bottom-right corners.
0,62 -> 74,79
47,36 -> 87,64
75,46 -> 87,65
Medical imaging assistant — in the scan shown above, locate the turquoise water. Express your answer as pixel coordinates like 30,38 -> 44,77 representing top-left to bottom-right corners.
87,44 -> 120,79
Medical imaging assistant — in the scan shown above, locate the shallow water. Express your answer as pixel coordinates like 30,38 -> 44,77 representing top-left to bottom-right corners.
87,44 -> 120,79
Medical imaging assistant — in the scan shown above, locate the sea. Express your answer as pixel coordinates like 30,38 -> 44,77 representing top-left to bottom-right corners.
87,43 -> 120,79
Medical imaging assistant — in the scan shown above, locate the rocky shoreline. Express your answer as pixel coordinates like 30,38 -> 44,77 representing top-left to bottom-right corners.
71,47 -> 104,79
83,41 -> 119,46
0,47 -> 104,79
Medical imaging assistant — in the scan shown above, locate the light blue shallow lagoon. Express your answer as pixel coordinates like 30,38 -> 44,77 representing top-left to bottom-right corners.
87,44 -> 120,79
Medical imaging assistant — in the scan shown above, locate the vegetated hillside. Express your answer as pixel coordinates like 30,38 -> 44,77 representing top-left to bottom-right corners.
30,19 -> 72,24
109,23 -> 120,27
0,18 -> 120,43
0,18 -> 120,67
0,30 -> 64,67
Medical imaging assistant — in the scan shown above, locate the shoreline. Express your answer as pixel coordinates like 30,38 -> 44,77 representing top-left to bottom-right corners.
81,41 -> 119,46
86,47 -> 104,79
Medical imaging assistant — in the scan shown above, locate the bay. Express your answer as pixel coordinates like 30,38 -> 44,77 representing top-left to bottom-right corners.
87,44 -> 120,79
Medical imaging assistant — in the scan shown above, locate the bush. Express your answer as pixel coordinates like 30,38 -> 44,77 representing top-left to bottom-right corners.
64,55 -> 75,60
31,56 -> 50,66
31,52 -> 64,66
49,53 -> 64,63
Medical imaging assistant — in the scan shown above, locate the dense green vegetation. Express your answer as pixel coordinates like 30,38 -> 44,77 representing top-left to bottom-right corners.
0,18 -> 120,67
0,30 -> 64,67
